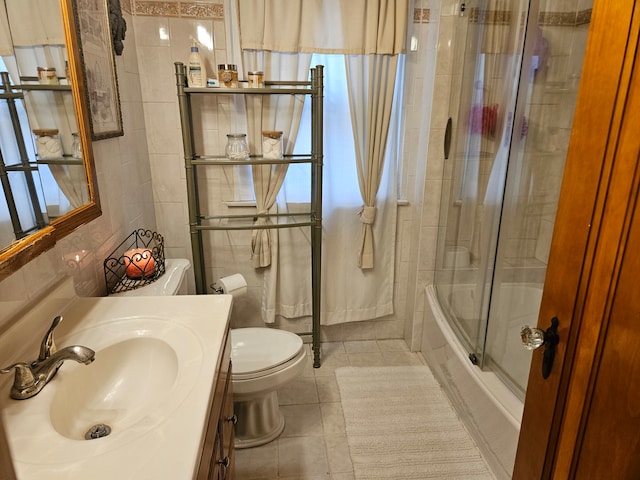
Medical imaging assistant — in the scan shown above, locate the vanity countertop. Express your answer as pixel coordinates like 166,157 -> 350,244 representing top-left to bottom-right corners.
0,290 -> 232,480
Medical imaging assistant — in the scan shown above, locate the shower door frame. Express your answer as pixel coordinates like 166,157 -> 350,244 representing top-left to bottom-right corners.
514,0 -> 640,477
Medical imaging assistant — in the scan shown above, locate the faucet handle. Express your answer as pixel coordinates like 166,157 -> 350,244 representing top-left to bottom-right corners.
39,315 -> 63,361
1,362 -> 36,387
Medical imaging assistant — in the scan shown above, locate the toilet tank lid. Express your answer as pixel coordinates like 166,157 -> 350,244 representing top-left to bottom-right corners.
110,258 -> 191,297
231,328 -> 303,374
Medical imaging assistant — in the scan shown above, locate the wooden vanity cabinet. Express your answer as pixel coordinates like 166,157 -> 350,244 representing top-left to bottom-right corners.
196,328 -> 235,480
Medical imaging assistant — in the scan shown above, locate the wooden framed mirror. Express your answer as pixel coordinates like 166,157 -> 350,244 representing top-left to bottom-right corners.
0,0 -> 101,280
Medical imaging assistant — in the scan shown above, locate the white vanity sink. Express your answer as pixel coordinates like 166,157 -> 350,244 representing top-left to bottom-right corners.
0,288 -> 232,479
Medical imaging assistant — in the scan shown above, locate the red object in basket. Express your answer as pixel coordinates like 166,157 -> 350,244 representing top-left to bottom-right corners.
124,248 -> 156,278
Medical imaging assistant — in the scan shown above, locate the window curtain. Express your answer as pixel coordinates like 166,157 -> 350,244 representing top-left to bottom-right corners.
346,54 -> 399,268
237,0 -> 408,324
0,2 -> 12,56
238,0 -> 406,55
242,51 -> 312,268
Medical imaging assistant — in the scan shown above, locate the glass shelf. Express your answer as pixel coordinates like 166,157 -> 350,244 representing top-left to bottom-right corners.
197,213 -> 319,231
185,83 -> 313,96
17,84 -> 72,92
190,154 -> 315,166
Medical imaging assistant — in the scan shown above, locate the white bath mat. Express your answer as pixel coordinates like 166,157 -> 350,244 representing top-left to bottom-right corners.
336,366 -> 495,479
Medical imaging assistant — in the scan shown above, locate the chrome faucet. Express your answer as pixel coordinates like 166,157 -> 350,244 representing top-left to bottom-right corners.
0,316 -> 95,400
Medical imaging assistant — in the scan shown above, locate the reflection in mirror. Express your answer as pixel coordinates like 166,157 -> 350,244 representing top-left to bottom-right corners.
0,0 -> 101,279
0,71 -> 49,244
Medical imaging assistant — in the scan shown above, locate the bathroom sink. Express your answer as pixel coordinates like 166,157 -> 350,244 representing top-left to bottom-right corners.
0,292 -> 233,479
50,336 -> 179,440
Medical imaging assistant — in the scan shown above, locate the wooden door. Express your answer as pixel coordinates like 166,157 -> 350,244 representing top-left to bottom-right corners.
513,1 -> 640,478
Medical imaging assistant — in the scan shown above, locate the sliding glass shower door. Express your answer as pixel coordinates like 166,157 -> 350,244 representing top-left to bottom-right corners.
435,0 -> 592,398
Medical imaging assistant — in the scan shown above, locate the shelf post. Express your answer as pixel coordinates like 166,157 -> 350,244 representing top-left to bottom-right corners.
175,62 -> 207,294
311,65 -> 324,368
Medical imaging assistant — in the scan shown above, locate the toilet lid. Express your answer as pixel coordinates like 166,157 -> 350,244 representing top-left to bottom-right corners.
231,328 -> 303,375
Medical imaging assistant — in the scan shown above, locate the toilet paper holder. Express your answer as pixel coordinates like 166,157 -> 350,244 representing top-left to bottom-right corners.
210,273 -> 248,296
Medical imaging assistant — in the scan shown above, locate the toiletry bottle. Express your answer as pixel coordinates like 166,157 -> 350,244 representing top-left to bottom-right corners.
187,41 -> 206,88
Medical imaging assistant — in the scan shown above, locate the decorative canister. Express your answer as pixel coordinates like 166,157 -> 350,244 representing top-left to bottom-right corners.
218,64 -> 238,88
225,133 -> 250,160
37,67 -> 58,85
248,71 -> 264,88
33,129 -> 63,159
262,131 -> 283,159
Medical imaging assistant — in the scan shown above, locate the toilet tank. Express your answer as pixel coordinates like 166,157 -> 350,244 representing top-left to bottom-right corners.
109,259 -> 191,297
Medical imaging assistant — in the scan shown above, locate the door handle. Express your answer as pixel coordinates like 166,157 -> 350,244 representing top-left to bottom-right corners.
444,117 -> 452,159
521,317 -> 560,379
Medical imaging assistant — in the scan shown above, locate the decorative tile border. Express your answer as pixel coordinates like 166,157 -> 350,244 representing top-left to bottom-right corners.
469,8 -> 592,26
413,8 -> 430,24
122,4 -> 588,27
540,9 -> 592,26
132,1 -> 224,19
469,8 -> 511,25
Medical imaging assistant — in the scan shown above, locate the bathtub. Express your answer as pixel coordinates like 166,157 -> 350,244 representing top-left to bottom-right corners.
420,284 -> 523,480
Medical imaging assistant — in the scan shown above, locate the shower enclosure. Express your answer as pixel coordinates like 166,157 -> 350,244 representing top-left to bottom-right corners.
435,0 -> 592,400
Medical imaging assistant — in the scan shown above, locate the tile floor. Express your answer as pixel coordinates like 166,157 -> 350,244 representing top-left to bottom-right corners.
234,339 -> 424,480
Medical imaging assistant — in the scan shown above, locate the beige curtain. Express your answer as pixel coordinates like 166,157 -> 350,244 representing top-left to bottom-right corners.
237,0 -> 408,323
0,2 -> 12,55
239,0 -> 407,270
238,0 -> 407,55
244,52 -> 312,268
346,54 -> 398,268
4,0 -> 64,47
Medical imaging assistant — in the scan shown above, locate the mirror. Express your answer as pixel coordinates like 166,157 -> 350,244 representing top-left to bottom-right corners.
0,0 -> 101,280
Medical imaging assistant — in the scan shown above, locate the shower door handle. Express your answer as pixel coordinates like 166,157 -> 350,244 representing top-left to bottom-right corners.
520,317 -> 560,379
444,117 -> 453,159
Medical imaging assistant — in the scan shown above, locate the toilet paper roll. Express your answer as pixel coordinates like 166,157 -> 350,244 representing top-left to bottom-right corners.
218,273 -> 247,296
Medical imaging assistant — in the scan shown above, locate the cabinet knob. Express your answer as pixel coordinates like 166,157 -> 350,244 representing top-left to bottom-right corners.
226,414 -> 238,425
217,456 -> 230,468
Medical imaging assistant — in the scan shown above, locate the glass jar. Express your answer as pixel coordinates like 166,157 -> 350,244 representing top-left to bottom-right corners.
37,67 -> 58,85
33,129 -> 63,159
225,133 -> 250,160
72,132 -> 82,159
218,64 -> 238,88
248,71 -> 264,88
262,130 -> 283,159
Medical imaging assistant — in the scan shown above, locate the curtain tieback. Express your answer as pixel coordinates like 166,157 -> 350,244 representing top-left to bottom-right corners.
358,205 -> 377,225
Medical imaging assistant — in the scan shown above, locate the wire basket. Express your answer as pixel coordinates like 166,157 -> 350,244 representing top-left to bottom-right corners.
103,229 -> 166,294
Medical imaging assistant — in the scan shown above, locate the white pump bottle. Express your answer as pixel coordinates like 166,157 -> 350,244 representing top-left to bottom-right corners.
187,40 -> 206,88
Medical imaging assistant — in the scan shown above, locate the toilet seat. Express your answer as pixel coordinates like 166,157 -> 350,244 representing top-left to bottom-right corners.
231,328 -> 304,380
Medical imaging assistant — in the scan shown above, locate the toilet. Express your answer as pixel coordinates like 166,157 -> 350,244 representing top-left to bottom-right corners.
231,327 -> 306,448
111,259 -> 307,449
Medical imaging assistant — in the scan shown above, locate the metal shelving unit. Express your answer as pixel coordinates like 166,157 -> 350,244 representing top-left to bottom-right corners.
174,62 -> 324,367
